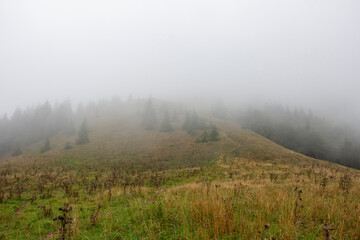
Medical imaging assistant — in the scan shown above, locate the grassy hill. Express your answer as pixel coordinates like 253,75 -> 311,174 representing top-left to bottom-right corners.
0,116 -> 359,239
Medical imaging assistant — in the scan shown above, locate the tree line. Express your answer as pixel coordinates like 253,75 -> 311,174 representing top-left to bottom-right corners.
5,98 -> 356,169
237,104 -> 360,169
0,97 -> 220,158
0,101 -> 75,156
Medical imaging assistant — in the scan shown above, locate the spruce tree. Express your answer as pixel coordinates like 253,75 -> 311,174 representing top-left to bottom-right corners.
64,141 -> 72,150
182,111 -> 206,134
40,138 -> 51,153
76,120 -> 89,145
196,130 -> 208,143
209,125 -> 220,141
12,142 -> 22,156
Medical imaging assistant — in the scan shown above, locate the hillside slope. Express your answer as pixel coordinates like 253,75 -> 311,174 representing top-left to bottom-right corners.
4,117 -> 346,171
0,117 -> 359,239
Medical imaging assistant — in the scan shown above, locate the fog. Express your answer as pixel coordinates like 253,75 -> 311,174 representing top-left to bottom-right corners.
1,0 -> 359,124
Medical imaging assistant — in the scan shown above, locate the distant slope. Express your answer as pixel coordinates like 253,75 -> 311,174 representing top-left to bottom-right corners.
1,116 -> 356,175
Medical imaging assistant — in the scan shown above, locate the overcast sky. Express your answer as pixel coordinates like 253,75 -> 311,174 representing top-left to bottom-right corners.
1,0 -> 359,121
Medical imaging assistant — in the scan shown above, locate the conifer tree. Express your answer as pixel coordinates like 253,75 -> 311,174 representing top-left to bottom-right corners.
209,125 -> 220,141
160,111 -> 173,132
40,138 -> 51,153
196,130 -> 208,143
182,111 -> 206,134
76,120 -> 89,145
12,142 -> 22,156
64,141 -> 72,150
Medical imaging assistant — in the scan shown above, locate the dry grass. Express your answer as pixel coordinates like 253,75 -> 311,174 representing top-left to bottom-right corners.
0,117 -> 359,239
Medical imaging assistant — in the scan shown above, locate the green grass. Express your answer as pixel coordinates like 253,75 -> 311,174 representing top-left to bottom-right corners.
0,117 -> 359,239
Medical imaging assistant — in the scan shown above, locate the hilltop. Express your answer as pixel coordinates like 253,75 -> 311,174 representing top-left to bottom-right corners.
0,107 -> 359,239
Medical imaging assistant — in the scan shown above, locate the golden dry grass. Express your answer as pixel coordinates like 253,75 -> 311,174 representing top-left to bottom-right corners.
0,117 -> 359,239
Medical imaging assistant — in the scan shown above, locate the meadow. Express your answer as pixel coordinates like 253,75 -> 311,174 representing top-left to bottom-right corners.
0,118 -> 359,239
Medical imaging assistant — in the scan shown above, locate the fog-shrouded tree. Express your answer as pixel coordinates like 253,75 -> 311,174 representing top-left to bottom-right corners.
40,138 -> 51,153
196,130 -> 208,143
76,120 -> 89,145
339,138 -> 360,169
209,125 -> 220,141
142,100 -> 157,130
64,141 -> 72,150
238,104 -> 360,169
182,111 -> 206,134
160,111 -> 173,132
12,142 -> 22,156
55,100 -> 76,136
0,100 -> 82,157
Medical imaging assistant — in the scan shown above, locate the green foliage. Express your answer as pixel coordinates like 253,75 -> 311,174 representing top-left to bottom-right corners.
160,111 -> 173,132
40,138 -> 51,153
76,120 -> 89,145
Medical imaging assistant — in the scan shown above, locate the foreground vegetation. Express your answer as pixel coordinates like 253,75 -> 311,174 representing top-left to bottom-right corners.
0,118 -> 359,240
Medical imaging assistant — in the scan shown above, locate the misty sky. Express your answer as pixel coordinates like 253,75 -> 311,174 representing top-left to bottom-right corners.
0,0 -> 359,120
